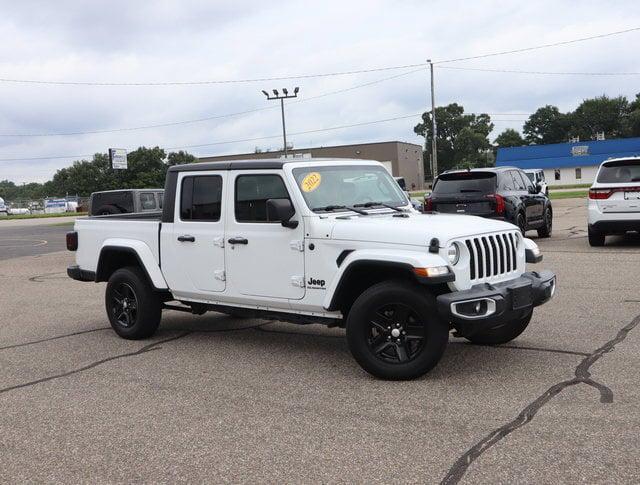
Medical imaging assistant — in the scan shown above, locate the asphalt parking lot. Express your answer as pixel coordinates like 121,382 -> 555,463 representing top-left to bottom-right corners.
1,199 -> 639,483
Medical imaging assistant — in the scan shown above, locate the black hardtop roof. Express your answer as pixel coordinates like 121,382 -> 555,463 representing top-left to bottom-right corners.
168,157 -> 377,173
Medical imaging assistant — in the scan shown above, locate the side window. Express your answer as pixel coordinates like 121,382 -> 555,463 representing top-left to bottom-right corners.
180,175 -> 223,221
235,174 -> 290,223
554,169 -> 561,181
510,171 -> 525,190
517,171 -> 533,191
139,193 -> 157,211
499,173 -> 513,191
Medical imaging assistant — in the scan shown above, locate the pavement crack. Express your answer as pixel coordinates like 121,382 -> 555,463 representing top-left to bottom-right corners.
0,332 -> 191,396
0,328 -> 111,351
440,313 -> 640,485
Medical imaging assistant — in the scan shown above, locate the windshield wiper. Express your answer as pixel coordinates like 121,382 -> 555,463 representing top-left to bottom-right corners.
312,204 -> 369,215
354,201 -> 404,212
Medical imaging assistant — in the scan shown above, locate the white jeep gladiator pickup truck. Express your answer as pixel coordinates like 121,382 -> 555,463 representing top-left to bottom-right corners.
67,158 -> 556,379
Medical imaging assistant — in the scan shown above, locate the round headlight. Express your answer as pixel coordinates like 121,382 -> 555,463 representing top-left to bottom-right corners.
447,243 -> 460,265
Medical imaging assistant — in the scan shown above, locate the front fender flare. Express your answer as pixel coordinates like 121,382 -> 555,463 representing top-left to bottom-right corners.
323,249 -> 450,310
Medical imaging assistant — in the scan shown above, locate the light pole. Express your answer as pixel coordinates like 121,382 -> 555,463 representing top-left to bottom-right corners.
262,87 -> 299,157
427,59 -> 437,178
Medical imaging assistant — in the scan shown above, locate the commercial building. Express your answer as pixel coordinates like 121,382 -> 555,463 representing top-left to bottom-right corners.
496,137 -> 640,185
199,141 -> 425,190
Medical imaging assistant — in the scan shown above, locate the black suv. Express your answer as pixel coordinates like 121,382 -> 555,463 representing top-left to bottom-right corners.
425,167 -> 553,237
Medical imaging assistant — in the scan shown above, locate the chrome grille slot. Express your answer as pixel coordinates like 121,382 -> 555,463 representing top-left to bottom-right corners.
463,231 -> 519,282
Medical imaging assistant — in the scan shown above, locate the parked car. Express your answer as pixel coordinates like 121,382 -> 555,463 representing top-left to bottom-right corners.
394,176 -> 423,211
67,158 -> 555,380
424,167 -> 553,237
524,169 -> 549,196
588,157 -> 640,246
0,197 -> 7,217
89,189 -> 164,216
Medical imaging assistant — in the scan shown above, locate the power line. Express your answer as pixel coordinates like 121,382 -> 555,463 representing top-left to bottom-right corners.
0,112 -> 422,162
439,65 -> 640,76
434,26 -> 640,64
0,62 -> 427,87
0,68 -> 426,137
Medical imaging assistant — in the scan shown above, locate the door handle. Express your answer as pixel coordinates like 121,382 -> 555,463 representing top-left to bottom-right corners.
228,237 -> 248,245
177,235 -> 196,242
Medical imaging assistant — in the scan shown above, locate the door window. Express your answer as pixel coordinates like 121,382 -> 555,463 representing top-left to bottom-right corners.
180,175 -> 223,221
235,174 -> 290,222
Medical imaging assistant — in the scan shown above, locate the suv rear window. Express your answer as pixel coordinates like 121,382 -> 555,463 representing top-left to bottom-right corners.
432,172 -> 497,195
597,159 -> 640,183
90,191 -> 134,215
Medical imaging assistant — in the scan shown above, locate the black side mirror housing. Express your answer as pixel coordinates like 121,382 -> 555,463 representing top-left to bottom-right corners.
266,198 -> 298,228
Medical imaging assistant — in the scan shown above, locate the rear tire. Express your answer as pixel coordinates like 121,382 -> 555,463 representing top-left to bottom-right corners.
588,227 -> 605,246
537,208 -> 553,238
346,280 -> 449,380
465,311 -> 532,345
105,266 -> 162,339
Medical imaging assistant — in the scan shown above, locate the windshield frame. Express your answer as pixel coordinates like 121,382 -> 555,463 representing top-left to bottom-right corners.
289,163 -> 410,213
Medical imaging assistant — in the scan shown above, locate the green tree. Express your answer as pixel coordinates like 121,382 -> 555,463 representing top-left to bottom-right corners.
167,150 -> 197,166
494,128 -> 525,148
624,93 -> 640,137
523,105 -> 571,144
570,95 -> 629,140
414,103 -> 494,175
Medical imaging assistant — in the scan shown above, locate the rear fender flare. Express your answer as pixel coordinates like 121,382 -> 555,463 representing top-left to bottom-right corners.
98,239 -> 168,290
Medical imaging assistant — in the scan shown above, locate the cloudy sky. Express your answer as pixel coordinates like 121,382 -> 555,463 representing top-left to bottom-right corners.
0,0 -> 638,183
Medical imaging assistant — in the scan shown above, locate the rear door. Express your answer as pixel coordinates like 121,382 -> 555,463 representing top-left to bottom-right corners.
514,170 -> 544,223
163,171 -> 227,295
594,159 -> 640,213
431,172 -> 497,215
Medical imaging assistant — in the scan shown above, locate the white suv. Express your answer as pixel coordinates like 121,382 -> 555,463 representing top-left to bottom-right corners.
524,169 -> 549,196
588,157 -> 640,246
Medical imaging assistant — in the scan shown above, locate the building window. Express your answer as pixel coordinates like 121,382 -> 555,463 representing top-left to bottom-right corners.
554,169 -> 561,181
575,167 -> 582,180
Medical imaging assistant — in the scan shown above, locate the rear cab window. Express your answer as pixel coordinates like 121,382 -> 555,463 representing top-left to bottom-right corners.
597,159 -> 640,184
180,175 -> 223,221
432,172 -> 497,196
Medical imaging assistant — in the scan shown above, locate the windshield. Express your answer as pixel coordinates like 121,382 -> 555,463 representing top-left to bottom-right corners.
292,165 -> 408,212
597,159 -> 640,183
432,172 -> 497,195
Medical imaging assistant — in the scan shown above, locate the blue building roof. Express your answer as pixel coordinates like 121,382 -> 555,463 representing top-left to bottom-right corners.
496,137 -> 640,170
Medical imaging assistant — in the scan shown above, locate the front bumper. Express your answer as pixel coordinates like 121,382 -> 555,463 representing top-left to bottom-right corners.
436,270 -> 556,337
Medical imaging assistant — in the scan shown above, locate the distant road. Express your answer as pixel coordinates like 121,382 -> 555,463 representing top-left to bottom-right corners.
0,221 -> 73,260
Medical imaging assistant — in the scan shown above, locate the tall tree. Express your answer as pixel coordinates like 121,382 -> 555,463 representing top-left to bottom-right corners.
494,128 -> 525,148
414,103 -> 494,175
523,105 -> 571,144
570,95 -> 629,140
625,93 -> 640,137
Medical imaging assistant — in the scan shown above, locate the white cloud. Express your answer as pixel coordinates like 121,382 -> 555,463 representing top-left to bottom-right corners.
0,0 -> 638,183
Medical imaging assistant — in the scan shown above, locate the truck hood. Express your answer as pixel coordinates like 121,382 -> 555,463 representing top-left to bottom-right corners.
329,212 -> 516,246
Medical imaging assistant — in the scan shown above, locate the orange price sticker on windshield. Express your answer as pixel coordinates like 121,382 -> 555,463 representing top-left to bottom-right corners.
301,172 -> 322,192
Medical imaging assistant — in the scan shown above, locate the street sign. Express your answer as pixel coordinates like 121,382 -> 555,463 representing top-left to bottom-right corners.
109,148 -> 128,170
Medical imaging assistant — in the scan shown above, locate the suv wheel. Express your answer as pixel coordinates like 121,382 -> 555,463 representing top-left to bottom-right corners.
346,280 -> 448,380
537,208 -> 553,238
588,227 -> 605,246
106,266 -> 162,339
466,311 -> 532,345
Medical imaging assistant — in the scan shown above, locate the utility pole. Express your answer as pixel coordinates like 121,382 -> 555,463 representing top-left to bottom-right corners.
427,59 -> 438,178
262,87 -> 299,157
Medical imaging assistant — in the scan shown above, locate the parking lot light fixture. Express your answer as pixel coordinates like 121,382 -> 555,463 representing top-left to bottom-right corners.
261,87 -> 300,157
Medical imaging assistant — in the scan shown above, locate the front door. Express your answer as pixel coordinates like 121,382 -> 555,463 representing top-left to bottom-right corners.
163,172 -> 227,295
225,171 -> 305,300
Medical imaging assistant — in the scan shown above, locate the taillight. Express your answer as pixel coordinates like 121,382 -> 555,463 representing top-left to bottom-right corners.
589,189 -> 612,199
66,231 -> 78,251
486,194 -> 505,215
424,197 -> 433,212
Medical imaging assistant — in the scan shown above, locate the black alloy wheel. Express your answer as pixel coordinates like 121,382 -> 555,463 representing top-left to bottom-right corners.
109,282 -> 139,328
367,303 -> 425,363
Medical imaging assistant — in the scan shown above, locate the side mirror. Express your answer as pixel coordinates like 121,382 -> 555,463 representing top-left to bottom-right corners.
266,198 -> 298,228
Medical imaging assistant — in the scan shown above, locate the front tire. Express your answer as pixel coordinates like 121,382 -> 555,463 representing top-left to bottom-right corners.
588,227 -> 605,246
537,208 -> 553,238
516,212 -> 527,235
465,311 -> 532,345
346,280 -> 449,380
106,266 -> 162,339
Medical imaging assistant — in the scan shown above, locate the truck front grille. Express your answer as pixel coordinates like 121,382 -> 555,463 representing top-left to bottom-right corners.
464,232 -> 519,281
